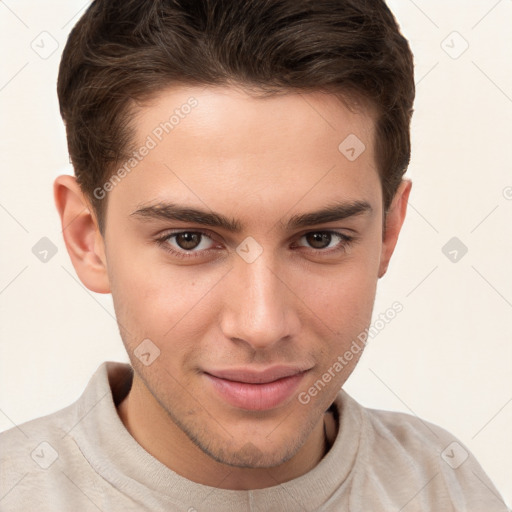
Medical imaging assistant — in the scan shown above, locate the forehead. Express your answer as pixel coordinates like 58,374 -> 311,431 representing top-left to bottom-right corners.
107,85 -> 381,226
131,84 -> 376,155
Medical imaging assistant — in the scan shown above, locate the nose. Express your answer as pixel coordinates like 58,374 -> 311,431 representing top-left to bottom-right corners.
219,254 -> 300,351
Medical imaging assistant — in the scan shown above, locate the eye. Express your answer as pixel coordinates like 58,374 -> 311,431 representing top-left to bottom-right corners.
155,230 -> 218,258
295,231 -> 354,253
171,232 -> 211,251
155,229 -> 355,260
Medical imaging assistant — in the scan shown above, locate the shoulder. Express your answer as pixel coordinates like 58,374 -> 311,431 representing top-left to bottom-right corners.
365,405 -> 459,454
0,401 -> 90,509
338,393 -> 509,511
0,400 -> 80,465
0,362 -> 132,511
0,361 -> 114,462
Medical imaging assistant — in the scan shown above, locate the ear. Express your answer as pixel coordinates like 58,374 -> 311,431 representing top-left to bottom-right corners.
378,179 -> 412,278
54,175 -> 111,293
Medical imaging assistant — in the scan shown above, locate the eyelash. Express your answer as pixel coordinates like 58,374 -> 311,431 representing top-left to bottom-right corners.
155,229 -> 355,260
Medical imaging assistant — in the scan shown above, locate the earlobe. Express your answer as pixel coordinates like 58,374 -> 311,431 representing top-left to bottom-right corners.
378,179 -> 412,279
53,175 -> 111,294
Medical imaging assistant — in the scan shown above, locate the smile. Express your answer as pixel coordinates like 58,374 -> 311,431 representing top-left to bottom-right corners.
203,366 -> 311,411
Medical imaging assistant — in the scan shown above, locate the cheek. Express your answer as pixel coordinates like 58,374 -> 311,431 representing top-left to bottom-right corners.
108,262 -> 215,381
108,247 -> 223,340
296,255 -> 378,331
295,267 -> 377,408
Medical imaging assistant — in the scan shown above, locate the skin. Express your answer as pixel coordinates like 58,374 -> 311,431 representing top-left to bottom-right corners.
54,85 -> 411,490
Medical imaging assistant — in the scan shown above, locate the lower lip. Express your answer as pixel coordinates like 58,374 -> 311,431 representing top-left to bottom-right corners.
204,372 -> 307,411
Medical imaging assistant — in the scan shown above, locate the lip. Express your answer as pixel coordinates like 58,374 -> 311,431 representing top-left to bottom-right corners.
204,366 -> 310,411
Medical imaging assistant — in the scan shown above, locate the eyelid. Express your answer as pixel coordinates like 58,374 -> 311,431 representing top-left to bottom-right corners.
295,225 -> 359,236
155,228 -> 356,260
292,230 -> 355,251
155,228 -> 220,252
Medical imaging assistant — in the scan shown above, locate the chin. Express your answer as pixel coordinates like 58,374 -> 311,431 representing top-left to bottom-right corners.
211,440 -> 297,469
191,423 -> 309,470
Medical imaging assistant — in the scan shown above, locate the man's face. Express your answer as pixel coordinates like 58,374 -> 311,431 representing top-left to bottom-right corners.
103,85 -> 385,467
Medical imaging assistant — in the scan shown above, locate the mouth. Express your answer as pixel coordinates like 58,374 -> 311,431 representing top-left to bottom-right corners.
203,366 -> 311,411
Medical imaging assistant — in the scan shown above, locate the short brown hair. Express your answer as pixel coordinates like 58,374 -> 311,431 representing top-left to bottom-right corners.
57,0 -> 415,233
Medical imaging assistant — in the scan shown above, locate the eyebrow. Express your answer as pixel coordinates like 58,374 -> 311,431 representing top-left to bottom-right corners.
130,200 -> 372,232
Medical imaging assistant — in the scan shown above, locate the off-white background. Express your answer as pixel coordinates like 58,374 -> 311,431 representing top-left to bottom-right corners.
0,0 -> 511,506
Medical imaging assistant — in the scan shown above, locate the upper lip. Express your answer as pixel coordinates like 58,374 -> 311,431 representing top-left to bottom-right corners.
205,365 -> 311,384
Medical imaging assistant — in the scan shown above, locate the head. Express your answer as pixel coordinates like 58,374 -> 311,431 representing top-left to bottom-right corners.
55,0 -> 414,470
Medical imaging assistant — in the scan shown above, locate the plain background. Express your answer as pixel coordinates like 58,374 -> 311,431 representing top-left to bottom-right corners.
0,0 -> 511,506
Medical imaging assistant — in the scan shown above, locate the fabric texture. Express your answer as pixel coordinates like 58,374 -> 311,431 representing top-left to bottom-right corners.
0,361 -> 508,512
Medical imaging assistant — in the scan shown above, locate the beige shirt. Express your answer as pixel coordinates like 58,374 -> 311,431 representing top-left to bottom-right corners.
0,361 -> 508,511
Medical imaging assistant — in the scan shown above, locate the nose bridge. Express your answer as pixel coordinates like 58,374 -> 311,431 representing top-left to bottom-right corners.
221,251 -> 297,349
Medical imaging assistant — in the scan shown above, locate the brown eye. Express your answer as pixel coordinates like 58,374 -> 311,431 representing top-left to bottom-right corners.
295,231 -> 354,254
305,232 -> 333,249
157,230 -> 217,257
175,232 -> 202,250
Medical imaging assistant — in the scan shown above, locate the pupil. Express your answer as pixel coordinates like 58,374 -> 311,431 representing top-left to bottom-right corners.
177,232 -> 201,250
307,232 -> 330,249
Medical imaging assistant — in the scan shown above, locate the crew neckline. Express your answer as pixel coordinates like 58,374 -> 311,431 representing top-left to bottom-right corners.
71,361 -> 365,511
